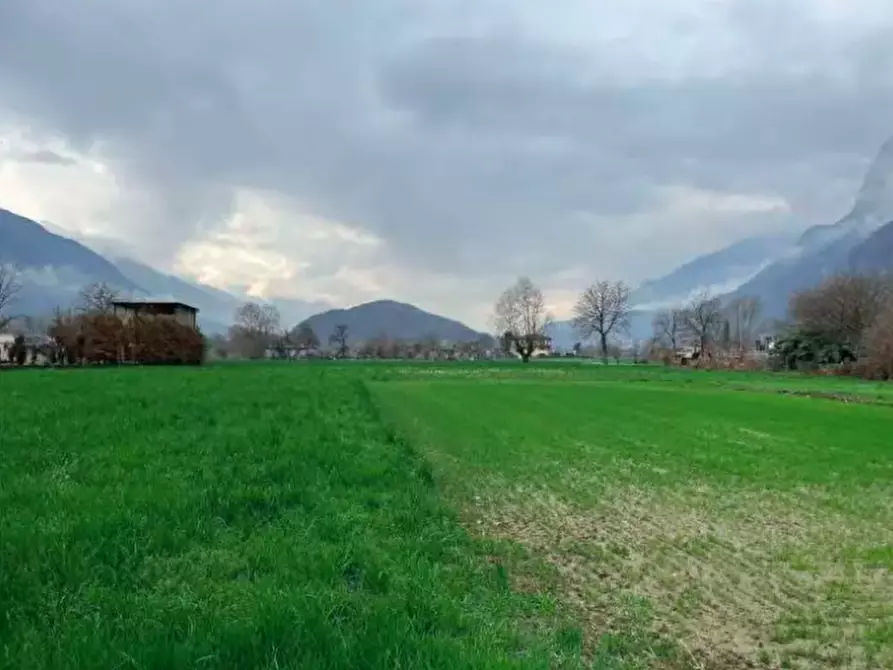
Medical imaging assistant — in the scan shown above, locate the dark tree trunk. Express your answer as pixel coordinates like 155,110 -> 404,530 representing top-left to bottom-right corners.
600,332 -> 609,364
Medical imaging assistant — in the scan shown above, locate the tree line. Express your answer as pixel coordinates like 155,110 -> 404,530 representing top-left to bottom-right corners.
0,273 -> 204,366
492,273 -> 893,378
3,263 -> 893,377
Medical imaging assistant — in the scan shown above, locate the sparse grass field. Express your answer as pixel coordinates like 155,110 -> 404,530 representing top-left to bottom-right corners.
2,362 -> 892,669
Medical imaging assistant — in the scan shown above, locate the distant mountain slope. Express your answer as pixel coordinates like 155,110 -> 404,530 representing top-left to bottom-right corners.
730,137 -> 893,317
303,300 -> 483,342
631,234 -> 790,309
848,220 -> 893,274
1,207 -> 142,315
0,208 -> 135,286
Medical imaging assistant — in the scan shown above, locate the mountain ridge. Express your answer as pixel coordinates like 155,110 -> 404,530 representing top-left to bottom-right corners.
631,234 -> 792,310
0,207 -> 137,289
302,299 -> 485,343
0,207 -> 485,341
728,138 -> 893,316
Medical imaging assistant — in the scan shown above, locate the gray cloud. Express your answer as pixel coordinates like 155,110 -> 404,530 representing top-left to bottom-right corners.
0,0 -> 892,311
13,149 -> 77,166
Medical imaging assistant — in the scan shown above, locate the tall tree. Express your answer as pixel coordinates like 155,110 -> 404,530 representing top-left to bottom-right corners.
493,277 -> 551,363
0,265 -> 21,331
77,282 -> 120,314
725,296 -> 763,352
682,292 -> 724,356
572,280 -> 631,363
789,274 -> 891,352
652,308 -> 683,355
329,324 -> 350,358
229,302 -> 282,358
290,321 -> 320,350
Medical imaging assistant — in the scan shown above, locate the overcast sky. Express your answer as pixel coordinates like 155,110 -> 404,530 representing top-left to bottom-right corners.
1,0 -> 891,327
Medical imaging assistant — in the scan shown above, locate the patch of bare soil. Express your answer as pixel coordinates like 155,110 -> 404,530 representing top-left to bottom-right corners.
467,486 -> 893,669
725,384 -> 893,408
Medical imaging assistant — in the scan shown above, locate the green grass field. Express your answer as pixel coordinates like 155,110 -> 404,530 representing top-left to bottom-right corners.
2,362 -> 892,669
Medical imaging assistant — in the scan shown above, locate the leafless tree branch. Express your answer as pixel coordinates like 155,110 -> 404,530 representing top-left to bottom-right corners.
0,265 -> 22,331
652,308 -> 683,355
77,282 -> 120,315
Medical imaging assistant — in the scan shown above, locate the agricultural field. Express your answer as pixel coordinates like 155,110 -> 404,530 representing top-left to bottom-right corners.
2,362 -> 892,669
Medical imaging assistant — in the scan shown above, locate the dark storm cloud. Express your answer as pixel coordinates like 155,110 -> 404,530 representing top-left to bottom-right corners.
0,0 -> 891,284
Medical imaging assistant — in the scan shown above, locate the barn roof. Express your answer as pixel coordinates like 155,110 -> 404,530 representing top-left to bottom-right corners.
111,299 -> 199,312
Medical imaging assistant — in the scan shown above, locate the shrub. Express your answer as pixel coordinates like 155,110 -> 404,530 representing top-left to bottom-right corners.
861,307 -> 893,380
49,315 -> 205,366
772,331 -> 856,371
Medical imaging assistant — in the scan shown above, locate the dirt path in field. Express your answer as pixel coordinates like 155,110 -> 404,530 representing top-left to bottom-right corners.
467,486 -> 893,669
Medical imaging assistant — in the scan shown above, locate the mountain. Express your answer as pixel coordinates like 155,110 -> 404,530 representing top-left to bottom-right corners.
630,234 -> 791,310
0,207 -> 141,314
848,220 -> 893,274
0,205 -> 332,331
0,208 -> 136,284
729,137 -> 893,317
302,300 -> 484,343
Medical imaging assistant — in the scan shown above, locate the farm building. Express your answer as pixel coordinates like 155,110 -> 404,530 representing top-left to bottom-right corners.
112,300 -> 199,330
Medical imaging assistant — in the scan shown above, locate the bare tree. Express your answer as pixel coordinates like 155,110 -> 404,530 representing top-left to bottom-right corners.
229,302 -> 282,358
423,334 -> 442,359
493,277 -> 551,363
77,282 -> 120,314
207,333 -> 230,360
725,297 -> 763,352
289,321 -> 320,351
863,304 -> 893,379
234,302 -> 282,336
789,274 -> 891,351
682,292 -> 724,356
329,324 -> 350,358
0,265 -> 22,331
652,308 -> 683,356
572,280 -> 631,363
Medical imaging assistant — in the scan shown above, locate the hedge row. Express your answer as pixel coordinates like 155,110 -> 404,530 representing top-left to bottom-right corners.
48,314 -> 204,365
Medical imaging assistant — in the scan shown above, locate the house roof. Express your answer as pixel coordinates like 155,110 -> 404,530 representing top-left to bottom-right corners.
111,300 -> 199,312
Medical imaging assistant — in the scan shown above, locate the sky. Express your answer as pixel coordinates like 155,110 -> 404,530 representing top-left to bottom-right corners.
0,0 -> 892,328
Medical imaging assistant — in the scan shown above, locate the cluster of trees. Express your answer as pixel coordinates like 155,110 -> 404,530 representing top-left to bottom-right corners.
46,312 -> 205,365
777,274 -> 893,378
493,276 -> 642,363
216,302 -> 340,360
0,272 -> 204,366
4,261 -> 893,378
492,273 -> 893,378
649,294 -> 765,361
